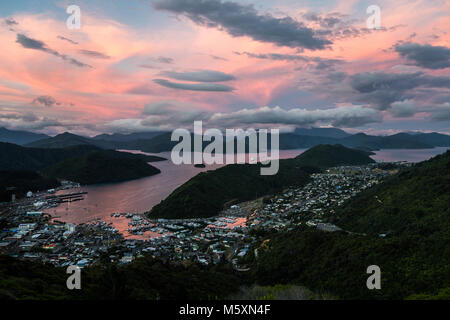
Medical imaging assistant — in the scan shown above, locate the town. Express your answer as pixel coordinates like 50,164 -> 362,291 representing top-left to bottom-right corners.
0,163 -> 402,271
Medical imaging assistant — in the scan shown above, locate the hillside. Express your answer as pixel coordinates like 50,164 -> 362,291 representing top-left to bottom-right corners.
252,150 -> 450,299
0,171 -> 59,202
149,159 -> 311,219
0,127 -> 49,145
295,144 -> 375,168
0,143 -> 99,171
0,143 -> 165,171
42,151 -> 161,185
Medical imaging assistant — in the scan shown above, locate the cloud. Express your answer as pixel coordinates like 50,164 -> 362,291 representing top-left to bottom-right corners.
429,103 -> 450,121
390,100 -> 417,118
210,55 -> 228,61
0,112 -> 38,122
160,70 -> 235,82
57,35 -> 78,45
32,95 -> 60,107
235,51 -> 343,69
106,103 -> 381,133
16,34 -> 91,68
395,43 -> 450,69
152,0 -> 331,50
155,56 -> 174,64
0,112 -> 63,131
349,72 -> 450,110
79,49 -> 111,59
209,105 -> 381,128
4,18 -> 18,26
153,79 -> 234,91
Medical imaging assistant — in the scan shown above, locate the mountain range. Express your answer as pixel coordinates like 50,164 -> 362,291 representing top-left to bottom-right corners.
4,127 -> 447,152
0,127 -> 49,145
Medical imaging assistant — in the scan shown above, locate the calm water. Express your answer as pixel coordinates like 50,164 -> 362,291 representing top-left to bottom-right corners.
51,147 -> 448,237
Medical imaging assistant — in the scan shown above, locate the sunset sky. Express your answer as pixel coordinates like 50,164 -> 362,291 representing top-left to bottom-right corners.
0,0 -> 449,136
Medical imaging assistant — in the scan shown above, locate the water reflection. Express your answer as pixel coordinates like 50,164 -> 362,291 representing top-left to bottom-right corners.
51,147 -> 448,238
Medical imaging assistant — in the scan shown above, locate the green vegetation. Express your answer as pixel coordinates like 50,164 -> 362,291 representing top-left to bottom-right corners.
148,144 -> 376,219
0,171 -> 59,202
294,144 -> 375,168
252,151 -> 450,299
42,151 -> 161,185
228,284 -> 333,300
0,142 -> 166,171
1,147 -> 448,300
0,142 -> 165,186
0,255 -> 242,300
149,159 -> 311,219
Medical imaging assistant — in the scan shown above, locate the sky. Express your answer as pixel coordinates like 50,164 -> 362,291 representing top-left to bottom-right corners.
0,0 -> 449,136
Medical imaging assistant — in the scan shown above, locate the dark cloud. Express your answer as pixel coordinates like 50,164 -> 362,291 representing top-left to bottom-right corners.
0,112 -> 37,122
153,78 -> 234,91
208,105 -> 381,128
4,18 -> 18,26
126,84 -> 154,95
429,103 -> 450,121
390,100 -> 417,118
156,56 -> 174,64
79,49 -> 111,59
303,12 -> 346,29
327,71 -> 348,82
32,95 -> 60,107
152,0 -> 331,50
57,35 -> 78,45
395,42 -> 450,69
235,51 -> 343,70
210,55 -> 228,61
138,64 -> 157,69
16,34 -> 92,68
160,70 -> 235,82
349,72 -> 450,110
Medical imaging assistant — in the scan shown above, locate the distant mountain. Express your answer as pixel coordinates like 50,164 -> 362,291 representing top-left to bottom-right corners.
0,143 -> 166,171
293,127 -> 350,139
413,132 -> 450,147
279,133 -> 338,149
339,133 -> 434,150
25,132 -> 94,149
24,129 -> 450,153
295,144 -> 375,168
0,127 -> 49,145
125,132 -> 178,153
93,131 -> 167,142
43,151 -> 161,185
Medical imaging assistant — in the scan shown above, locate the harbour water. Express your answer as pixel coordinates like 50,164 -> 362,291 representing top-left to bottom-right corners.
51,147 -> 448,238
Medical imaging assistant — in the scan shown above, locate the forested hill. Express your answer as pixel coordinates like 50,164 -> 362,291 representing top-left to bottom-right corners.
252,150 -> 450,299
295,144 -> 375,168
148,159 -> 311,219
334,150 -> 450,235
0,142 -> 166,171
42,151 -> 161,185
